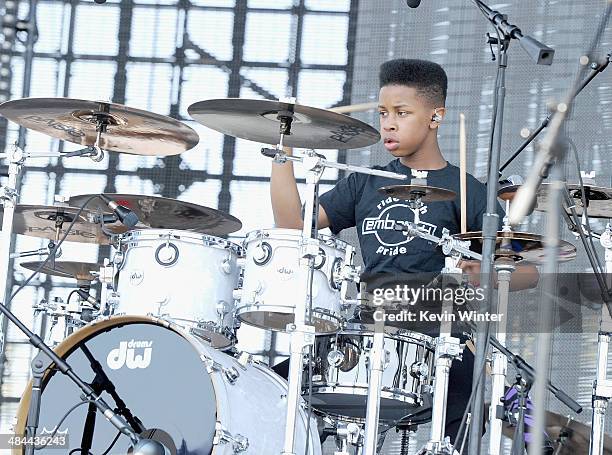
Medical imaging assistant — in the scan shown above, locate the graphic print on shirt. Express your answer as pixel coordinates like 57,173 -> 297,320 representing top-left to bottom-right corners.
361,196 -> 437,256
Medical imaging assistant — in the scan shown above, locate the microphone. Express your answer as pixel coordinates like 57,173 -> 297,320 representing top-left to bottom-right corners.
129,438 -> 168,455
76,289 -> 100,310
99,194 -> 139,229
405,0 -> 422,7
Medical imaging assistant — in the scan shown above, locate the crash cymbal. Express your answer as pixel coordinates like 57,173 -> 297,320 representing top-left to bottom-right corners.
501,410 -> 612,455
20,261 -> 101,282
0,97 -> 199,156
537,182 -> 612,218
378,184 -> 457,202
454,231 -> 576,263
0,205 -> 124,244
187,98 -> 380,149
68,194 -> 242,236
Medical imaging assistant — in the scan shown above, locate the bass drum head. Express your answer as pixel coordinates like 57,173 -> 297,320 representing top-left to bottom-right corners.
16,316 -> 217,454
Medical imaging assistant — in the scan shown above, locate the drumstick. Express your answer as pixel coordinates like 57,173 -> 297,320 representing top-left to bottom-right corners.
459,113 -> 467,233
328,102 -> 378,114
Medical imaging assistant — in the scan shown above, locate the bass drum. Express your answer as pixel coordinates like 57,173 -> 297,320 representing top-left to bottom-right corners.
15,316 -> 321,455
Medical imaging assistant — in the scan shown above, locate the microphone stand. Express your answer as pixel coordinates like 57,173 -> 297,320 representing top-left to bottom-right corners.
499,49 -> 611,175
466,3 -> 555,453
0,298 -> 147,455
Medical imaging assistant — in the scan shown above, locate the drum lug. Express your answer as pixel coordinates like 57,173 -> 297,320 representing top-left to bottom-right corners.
213,422 -> 249,452
236,352 -> 253,369
220,257 -> 232,274
223,366 -> 240,384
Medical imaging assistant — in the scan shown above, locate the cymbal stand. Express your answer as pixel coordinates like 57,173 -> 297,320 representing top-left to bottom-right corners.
417,253 -> 465,455
0,145 -> 67,354
394,222 -> 478,454
589,223 -> 612,455
261,143 -> 407,455
488,203 -> 516,455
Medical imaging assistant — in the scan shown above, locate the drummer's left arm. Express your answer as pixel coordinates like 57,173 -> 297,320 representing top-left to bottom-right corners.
458,260 -> 539,291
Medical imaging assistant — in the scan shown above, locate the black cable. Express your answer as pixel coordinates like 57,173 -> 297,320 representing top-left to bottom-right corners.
66,290 -> 80,307
34,400 -> 93,450
68,449 -> 93,455
9,194 -> 99,304
100,430 -> 122,455
568,137 -> 605,277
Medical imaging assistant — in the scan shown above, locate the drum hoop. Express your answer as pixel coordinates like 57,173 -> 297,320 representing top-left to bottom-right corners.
118,229 -> 242,254
338,324 -> 434,346
14,315 -> 223,447
244,228 -> 349,251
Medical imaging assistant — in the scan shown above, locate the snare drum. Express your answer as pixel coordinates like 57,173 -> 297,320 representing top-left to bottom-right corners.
236,228 -> 353,333
15,315 -> 322,455
112,229 -> 241,348
305,323 -> 434,423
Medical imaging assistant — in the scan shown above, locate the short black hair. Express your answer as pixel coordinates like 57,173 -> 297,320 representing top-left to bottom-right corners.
379,59 -> 447,106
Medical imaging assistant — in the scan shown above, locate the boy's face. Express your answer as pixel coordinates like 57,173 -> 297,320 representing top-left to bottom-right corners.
378,84 -> 444,158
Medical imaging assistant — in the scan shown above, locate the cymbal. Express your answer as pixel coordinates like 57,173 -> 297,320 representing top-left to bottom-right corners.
454,231 -> 576,263
20,261 -> 101,282
187,98 -> 380,149
0,97 -> 199,156
68,194 -> 242,236
0,205 -> 124,244
537,183 -> 612,218
501,410 -> 612,455
378,184 -> 457,202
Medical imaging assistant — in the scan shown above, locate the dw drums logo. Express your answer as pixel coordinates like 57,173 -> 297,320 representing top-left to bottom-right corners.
107,340 -> 153,370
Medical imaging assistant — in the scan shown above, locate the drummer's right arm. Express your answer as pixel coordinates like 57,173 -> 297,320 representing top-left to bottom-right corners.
270,148 -> 330,229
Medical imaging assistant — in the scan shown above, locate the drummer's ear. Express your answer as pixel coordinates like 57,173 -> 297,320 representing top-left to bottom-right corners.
429,107 -> 446,129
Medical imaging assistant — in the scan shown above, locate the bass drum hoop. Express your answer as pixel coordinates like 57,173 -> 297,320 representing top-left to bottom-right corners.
13,315 -> 225,454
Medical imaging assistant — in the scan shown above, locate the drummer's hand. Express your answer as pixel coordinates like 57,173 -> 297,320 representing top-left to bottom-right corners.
458,259 -> 481,286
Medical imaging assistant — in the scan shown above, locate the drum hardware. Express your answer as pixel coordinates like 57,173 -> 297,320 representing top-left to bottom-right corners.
362,311 -> 386,455
487,256 -> 515,455
333,421 -> 362,455
590,224 -> 612,455
416,255 -> 465,455
10,241 -> 59,260
213,422 -> 249,453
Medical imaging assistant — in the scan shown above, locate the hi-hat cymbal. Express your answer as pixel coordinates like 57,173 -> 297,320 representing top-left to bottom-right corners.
20,261 -> 101,282
378,184 -> 457,202
454,231 -> 576,263
68,194 -> 242,236
187,98 -> 381,149
501,410 -> 612,455
0,97 -> 199,156
0,205 -> 124,244
537,183 -> 612,218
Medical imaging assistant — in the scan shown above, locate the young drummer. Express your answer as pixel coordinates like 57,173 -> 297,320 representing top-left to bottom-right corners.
270,58 -> 542,448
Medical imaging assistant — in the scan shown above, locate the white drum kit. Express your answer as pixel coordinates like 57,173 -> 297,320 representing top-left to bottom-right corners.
0,96 -> 610,455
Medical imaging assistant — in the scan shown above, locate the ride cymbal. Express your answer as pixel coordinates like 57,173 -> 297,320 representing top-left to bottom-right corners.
0,97 -> 199,156
454,231 -> 576,263
537,182 -> 612,218
187,98 -> 380,149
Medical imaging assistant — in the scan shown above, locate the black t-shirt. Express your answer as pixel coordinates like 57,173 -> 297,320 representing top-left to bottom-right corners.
319,159 -> 504,274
